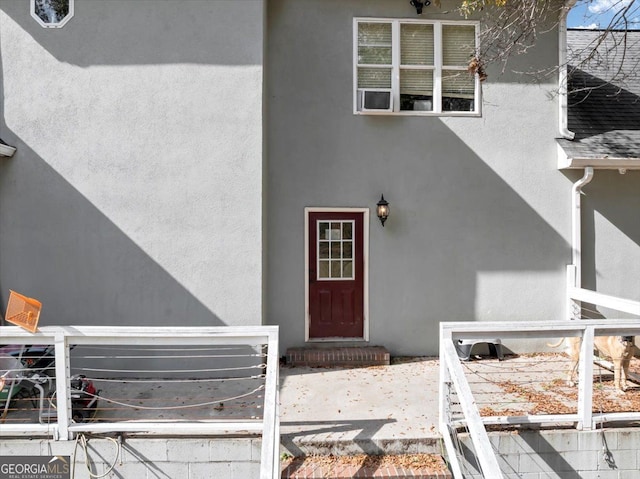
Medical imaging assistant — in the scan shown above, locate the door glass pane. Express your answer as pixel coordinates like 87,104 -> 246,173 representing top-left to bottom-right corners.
319,242 -> 329,259
331,261 -> 341,278
343,261 -> 353,277
319,261 -> 330,279
319,222 -> 329,240
330,223 -> 341,240
343,222 -> 352,240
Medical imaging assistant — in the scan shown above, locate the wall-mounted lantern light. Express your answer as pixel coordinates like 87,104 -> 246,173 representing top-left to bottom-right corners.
376,195 -> 390,227
409,0 -> 430,15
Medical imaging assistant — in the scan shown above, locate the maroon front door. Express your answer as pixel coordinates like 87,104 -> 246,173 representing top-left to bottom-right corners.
308,212 -> 364,339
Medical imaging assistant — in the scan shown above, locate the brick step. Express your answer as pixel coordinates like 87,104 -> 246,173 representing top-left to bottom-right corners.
285,346 -> 390,368
281,454 -> 452,478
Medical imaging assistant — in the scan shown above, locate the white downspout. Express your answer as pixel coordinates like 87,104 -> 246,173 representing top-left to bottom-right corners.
567,167 -> 593,319
559,0 -> 576,140
572,167 -> 594,278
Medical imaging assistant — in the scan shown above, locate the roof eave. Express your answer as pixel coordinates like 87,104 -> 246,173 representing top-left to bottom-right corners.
558,150 -> 640,170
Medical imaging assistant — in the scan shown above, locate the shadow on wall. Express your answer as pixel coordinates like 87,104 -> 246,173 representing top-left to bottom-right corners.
265,0 -> 575,355
0,0 -> 262,66
267,96 -> 574,353
581,170 -> 640,294
0,137 -> 223,328
0,1 -> 256,327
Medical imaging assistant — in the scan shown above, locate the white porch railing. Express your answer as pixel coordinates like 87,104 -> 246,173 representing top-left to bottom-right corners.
0,325 -> 280,479
440,317 -> 640,479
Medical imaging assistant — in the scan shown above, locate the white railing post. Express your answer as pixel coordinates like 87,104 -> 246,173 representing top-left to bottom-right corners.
442,340 -> 504,479
438,324 -> 451,437
53,329 -> 72,440
566,265 -> 580,320
577,326 -> 594,430
260,328 -> 280,479
439,325 -> 466,479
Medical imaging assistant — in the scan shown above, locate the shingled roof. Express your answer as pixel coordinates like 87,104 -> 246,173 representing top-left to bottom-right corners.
557,29 -> 640,169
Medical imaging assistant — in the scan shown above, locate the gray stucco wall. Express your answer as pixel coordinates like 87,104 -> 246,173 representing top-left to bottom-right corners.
0,1 -> 265,328
266,0 -> 640,355
1,1 -> 637,355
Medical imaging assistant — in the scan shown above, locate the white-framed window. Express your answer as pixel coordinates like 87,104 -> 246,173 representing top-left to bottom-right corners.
354,18 -> 480,116
31,0 -> 74,28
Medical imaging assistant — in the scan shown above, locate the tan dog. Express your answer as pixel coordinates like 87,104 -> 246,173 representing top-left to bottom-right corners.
548,336 -> 635,392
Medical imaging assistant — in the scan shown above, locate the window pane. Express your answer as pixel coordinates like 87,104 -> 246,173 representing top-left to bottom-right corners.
34,0 -> 70,25
400,69 -> 434,111
442,70 -> 475,111
331,242 -> 342,259
319,222 -> 329,240
443,25 -> 476,66
400,69 -> 434,95
330,223 -> 341,240
401,24 -> 434,65
358,46 -> 392,65
358,22 -> 392,46
358,67 -> 392,88
343,261 -> 353,278
342,222 -> 352,240
343,243 -> 353,259
319,261 -> 330,279
331,261 -> 342,278
319,242 -> 329,259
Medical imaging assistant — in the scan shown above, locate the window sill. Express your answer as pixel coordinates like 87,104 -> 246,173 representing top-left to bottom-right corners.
354,110 -> 482,118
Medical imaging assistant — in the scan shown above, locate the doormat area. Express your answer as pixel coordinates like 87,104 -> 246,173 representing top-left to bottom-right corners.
285,346 -> 390,367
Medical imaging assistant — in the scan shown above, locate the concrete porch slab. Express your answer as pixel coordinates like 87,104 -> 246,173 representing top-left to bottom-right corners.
279,357 -> 440,456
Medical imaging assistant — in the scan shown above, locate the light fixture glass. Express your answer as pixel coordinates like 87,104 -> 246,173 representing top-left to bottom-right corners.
376,195 -> 390,227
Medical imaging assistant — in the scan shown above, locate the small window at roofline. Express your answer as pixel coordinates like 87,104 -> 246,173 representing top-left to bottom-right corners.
31,0 -> 74,28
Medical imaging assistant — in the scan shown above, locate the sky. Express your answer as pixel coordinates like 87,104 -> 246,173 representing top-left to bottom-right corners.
567,0 -> 640,29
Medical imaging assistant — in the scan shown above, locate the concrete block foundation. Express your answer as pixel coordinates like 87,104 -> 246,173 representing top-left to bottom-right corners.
457,427 -> 640,478
0,437 -> 262,479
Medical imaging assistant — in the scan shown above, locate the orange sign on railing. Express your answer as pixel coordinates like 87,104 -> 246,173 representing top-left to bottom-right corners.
5,290 -> 42,333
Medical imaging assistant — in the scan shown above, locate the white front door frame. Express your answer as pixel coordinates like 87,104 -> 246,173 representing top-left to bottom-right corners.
304,207 -> 370,342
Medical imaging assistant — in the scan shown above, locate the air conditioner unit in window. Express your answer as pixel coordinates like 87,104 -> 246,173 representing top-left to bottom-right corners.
359,90 -> 392,112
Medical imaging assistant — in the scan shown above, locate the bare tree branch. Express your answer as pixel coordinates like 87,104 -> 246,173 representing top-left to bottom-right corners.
462,0 -> 640,93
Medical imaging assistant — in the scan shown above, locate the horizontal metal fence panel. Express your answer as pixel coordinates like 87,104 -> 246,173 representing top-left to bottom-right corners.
0,325 -> 279,477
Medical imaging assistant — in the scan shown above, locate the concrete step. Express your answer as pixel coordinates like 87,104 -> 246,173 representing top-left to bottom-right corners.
281,454 -> 452,478
281,434 -> 442,457
285,346 -> 390,368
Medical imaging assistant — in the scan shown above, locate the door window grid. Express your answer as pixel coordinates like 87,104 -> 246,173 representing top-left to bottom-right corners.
317,221 -> 354,280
